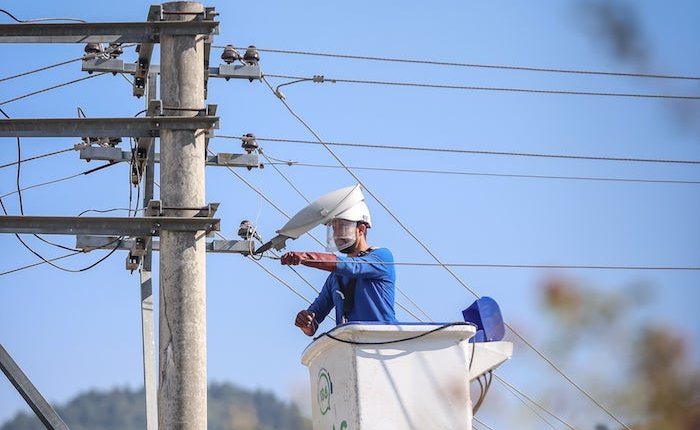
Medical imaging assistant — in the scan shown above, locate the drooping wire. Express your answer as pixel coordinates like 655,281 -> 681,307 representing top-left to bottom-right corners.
220,136 -> 700,165
0,198 -> 122,273
217,46 -> 700,81
1,107 -> 79,252
265,73 -> 700,101
262,160 -> 700,186
261,75 -> 633,430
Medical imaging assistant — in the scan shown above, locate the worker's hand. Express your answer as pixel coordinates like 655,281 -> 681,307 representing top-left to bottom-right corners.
281,251 -> 304,266
295,310 -> 318,336
281,251 -> 337,272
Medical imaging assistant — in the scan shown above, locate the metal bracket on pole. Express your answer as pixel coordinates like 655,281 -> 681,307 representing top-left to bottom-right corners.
0,344 -> 69,430
0,116 -> 219,138
132,100 -> 163,185
79,146 -> 260,169
209,64 -> 262,81
133,5 -> 163,98
0,216 -> 220,236
82,59 -> 262,82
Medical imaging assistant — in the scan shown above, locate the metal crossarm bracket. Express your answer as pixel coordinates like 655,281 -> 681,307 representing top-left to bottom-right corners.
145,200 -> 162,217
79,146 -> 260,168
82,59 -> 262,82
0,216 -> 220,236
209,64 -> 262,81
76,235 -> 254,255
133,5 -> 162,98
132,101 -> 162,185
0,116 -> 219,138
0,21 -> 219,44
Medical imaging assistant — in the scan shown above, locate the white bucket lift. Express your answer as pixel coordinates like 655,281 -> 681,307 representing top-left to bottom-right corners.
301,323 -> 513,430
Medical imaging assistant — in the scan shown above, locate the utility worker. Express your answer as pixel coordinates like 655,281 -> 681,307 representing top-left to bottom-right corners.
281,201 -> 397,336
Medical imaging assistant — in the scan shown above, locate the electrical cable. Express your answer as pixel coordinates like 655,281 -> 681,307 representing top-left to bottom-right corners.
261,75 -> 634,430
259,150 -> 311,204
218,46 -> 700,81
221,136 -> 700,166
0,147 -> 74,170
0,251 -> 83,277
0,73 -> 107,107
0,58 -> 84,83
265,73 -> 700,101
0,9 -> 86,23
0,43 -> 135,84
0,198 -> 122,273
1,107 -> 80,252
294,259 -> 700,271
473,417 -> 497,430
0,160 -> 117,200
263,160 -> 700,186
316,322 -> 474,345
493,374 -> 576,430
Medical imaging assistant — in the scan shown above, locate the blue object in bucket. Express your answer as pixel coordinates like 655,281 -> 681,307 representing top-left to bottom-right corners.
462,296 -> 505,343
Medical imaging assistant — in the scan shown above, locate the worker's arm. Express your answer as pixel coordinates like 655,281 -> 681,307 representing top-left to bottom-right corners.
295,275 -> 335,336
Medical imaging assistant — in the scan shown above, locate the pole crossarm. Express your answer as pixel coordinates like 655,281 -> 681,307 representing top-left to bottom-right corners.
0,216 -> 220,236
0,21 -> 219,44
76,235 -> 254,254
0,117 -> 219,138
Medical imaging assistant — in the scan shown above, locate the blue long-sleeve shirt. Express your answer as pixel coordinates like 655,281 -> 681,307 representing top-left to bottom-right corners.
307,247 -> 397,325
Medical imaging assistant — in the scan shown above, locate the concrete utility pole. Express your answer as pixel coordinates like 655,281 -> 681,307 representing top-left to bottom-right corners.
159,2 -> 207,429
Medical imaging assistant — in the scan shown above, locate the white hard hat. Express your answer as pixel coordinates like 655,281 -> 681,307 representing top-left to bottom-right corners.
333,201 -> 372,227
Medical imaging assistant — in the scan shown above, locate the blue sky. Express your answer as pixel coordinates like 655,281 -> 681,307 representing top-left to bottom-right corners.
1,1 -> 699,428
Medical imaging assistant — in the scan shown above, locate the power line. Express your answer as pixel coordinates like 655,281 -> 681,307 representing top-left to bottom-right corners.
0,162 -> 117,200
0,251 -> 82,277
263,161 -> 700,186
261,75 -> 633,430
493,374 -> 576,430
0,57 -> 84,83
218,46 -> 700,81
0,147 -> 74,170
276,258 -> 700,271
265,73 -> 700,101
219,136 -> 700,165
0,8 -> 86,23
0,73 -> 107,107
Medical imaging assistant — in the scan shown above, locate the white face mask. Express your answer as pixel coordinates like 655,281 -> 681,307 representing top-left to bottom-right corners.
325,218 -> 357,252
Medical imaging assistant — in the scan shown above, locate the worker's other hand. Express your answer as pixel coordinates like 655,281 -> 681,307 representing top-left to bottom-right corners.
295,310 -> 318,336
281,251 -> 337,272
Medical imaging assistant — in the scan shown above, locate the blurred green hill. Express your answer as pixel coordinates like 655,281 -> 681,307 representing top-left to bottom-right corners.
0,382 -> 311,430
